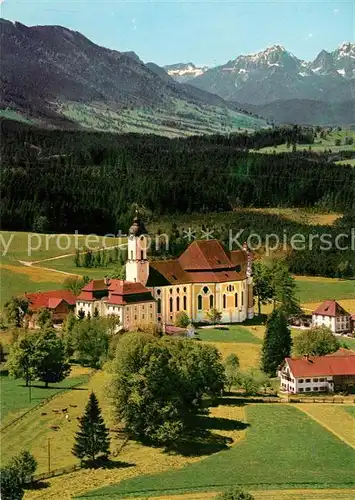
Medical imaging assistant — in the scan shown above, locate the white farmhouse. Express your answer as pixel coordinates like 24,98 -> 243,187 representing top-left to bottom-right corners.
312,300 -> 351,334
278,349 -> 355,394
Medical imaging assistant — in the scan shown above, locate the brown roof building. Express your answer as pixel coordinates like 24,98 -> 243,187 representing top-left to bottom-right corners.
126,229 -> 254,325
312,300 -> 352,334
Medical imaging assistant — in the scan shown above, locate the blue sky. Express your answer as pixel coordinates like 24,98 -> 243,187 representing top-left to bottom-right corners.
1,0 -> 353,66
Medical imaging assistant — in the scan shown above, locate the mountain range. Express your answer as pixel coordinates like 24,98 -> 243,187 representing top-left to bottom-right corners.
0,18 -> 353,131
0,19 -> 266,135
165,44 -> 355,125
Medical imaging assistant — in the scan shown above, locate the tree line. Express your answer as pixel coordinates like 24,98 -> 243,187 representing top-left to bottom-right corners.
1,119 -> 354,235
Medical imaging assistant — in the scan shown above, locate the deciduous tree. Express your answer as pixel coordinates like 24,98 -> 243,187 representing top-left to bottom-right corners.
0,465 -> 24,500
223,353 -> 240,392
174,311 -> 190,328
37,307 -> 53,328
4,297 -> 29,328
71,317 -> 110,368
216,486 -> 255,500
111,333 -> 225,444
293,326 -> 340,357
8,450 -> 37,485
252,261 -> 273,315
33,329 -> 71,387
205,308 -> 222,324
6,335 -> 37,386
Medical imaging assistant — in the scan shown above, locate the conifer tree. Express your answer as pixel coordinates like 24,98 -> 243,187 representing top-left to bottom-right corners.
72,392 -> 110,462
261,308 -> 292,376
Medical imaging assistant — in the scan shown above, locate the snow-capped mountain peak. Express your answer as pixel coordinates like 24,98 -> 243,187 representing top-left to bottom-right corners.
164,62 -> 209,82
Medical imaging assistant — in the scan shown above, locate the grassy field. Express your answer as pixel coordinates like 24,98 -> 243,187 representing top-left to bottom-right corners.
197,326 -> 261,344
58,100 -> 266,138
8,374 -> 248,500
254,129 -> 355,154
295,277 -> 355,306
0,231 -> 124,308
0,231 -> 123,263
130,490 -> 355,500
292,404 -> 355,449
35,254 -> 120,279
335,158 -> 355,167
79,404 -> 355,498
1,367 -> 91,425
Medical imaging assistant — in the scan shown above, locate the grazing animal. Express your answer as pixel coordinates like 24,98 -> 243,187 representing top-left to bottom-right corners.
41,412 -> 47,416
69,404 -> 78,408
62,408 -> 68,413
65,414 -> 70,422
50,425 -> 59,430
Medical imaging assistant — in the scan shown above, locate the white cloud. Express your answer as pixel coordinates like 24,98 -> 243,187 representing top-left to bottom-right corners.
308,33 -> 313,38
333,8 -> 339,15
132,18 -> 137,31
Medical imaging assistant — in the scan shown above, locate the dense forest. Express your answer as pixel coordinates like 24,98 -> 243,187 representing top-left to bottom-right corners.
1,119 -> 354,236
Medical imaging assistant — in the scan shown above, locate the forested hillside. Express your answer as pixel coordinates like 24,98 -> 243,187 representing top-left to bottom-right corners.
1,119 -> 354,235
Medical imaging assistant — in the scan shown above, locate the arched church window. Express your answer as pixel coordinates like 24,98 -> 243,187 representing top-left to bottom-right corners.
183,296 -> 187,310
209,295 -> 214,308
223,294 -> 226,309
176,296 -> 180,311
235,293 -> 238,308
241,292 -> 244,307
140,250 -> 144,260
156,289 -> 161,296
130,251 -> 133,260
197,295 -> 202,310
169,297 -> 173,313
176,288 -> 180,294
203,286 -> 209,295
169,288 -> 173,295
183,287 -> 187,293
157,299 -> 161,314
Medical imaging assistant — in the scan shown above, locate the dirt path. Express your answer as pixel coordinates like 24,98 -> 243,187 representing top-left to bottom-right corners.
16,241 -> 128,278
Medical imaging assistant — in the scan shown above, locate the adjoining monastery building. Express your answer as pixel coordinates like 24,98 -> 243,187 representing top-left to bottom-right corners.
76,216 -> 254,328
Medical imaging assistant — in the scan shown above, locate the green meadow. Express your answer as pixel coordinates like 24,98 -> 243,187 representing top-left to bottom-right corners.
80,404 -> 355,498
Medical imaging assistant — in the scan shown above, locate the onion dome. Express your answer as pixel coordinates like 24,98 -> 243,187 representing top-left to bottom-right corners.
128,216 -> 147,237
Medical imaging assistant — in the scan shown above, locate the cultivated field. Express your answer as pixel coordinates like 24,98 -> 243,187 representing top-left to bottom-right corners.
292,404 -> 355,448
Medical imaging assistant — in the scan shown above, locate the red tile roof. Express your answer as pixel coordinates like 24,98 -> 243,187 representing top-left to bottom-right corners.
286,354 -> 355,377
312,300 -> 350,317
25,290 -> 76,311
77,280 -> 155,305
147,240 -> 248,286
179,240 -> 234,271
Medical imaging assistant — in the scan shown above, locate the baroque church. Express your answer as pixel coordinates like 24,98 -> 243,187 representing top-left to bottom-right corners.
76,216 -> 254,329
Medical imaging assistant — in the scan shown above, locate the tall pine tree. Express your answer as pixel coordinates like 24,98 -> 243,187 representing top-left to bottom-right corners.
261,308 -> 292,376
72,392 -> 110,462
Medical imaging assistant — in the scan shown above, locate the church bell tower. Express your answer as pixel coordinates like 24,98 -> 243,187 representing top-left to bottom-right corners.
125,215 -> 149,285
